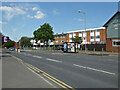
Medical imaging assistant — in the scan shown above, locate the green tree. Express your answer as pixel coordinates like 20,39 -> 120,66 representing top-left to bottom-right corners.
33,23 -> 54,46
20,37 -> 31,48
4,40 -> 15,48
72,36 -> 82,43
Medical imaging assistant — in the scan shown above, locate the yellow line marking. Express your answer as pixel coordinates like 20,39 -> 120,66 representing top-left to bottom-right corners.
26,63 -> 75,90
8,54 -> 75,90
42,74 -> 69,90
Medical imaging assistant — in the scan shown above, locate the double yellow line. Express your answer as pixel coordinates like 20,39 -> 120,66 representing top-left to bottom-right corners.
10,54 -> 75,90
25,63 -> 75,90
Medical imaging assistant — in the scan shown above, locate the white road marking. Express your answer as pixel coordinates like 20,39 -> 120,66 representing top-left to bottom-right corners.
32,55 -> 42,59
46,58 -> 62,63
73,64 -> 116,75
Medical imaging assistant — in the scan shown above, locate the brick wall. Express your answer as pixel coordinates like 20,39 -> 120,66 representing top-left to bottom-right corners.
87,31 -> 90,42
106,38 -> 120,52
100,29 -> 106,41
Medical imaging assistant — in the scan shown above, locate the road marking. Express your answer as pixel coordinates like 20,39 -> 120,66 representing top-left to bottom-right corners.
9,54 -> 74,89
73,64 -> 116,75
25,63 -> 74,90
32,55 -> 42,59
27,67 -> 55,88
46,58 -> 62,63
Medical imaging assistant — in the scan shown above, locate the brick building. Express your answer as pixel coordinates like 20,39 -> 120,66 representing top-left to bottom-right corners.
67,27 -> 106,45
103,11 -> 120,52
54,33 -> 68,46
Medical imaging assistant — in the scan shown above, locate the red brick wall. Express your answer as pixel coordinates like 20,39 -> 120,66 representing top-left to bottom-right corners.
94,30 -> 96,41
87,31 -> 90,42
100,29 -> 106,41
106,38 -> 120,53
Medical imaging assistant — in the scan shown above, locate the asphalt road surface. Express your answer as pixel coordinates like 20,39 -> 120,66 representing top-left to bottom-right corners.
2,49 -> 118,88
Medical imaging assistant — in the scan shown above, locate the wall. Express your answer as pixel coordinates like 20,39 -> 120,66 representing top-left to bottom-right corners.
106,38 -> 120,52
80,44 -> 106,51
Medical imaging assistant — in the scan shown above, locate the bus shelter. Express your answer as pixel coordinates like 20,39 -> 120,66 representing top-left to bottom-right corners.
63,42 -> 79,53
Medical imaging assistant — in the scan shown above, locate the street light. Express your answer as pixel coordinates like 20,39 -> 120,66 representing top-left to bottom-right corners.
78,10 -> 87,52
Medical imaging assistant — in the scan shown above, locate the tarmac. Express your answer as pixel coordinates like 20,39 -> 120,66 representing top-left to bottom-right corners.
2,54 -> 55,88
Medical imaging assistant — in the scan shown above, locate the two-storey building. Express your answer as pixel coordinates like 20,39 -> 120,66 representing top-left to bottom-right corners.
103,11 -> 120,52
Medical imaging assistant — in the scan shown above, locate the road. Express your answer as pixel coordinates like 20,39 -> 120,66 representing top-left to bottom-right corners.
2,49 -> 118,88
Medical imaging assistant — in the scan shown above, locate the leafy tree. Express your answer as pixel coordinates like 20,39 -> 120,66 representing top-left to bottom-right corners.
4,40 -> 15,48
33,23 -> 54,46
20,37 -> 31,48
72,36 -> 82,43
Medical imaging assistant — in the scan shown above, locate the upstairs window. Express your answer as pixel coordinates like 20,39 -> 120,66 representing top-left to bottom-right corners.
96,29 -> 100,32
91,36 -> 94,39
96,35 -> 100,39
90,30 -> 94,33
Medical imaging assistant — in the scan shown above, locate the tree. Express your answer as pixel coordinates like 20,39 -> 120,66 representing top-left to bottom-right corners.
20,37 -> 31,48
72,36 -> 82,43
4,40 -> 15,48
33,23 -> 54,46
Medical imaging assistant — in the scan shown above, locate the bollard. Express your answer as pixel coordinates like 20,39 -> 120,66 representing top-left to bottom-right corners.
94,48 -> 95,52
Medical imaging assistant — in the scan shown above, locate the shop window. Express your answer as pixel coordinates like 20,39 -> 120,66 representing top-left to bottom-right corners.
112,40 -> 120,46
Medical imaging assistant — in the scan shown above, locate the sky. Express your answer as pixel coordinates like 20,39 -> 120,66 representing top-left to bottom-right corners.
0,2 -> 118,42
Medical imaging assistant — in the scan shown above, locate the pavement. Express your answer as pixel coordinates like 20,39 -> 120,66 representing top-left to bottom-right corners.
21,49 -> 120,56
2,53 -> 55,88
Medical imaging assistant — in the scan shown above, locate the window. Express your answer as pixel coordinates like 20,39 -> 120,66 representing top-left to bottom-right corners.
63,36 -> 65,38
91,30 -> 94,33
112,40 -> 120,46
60,36 -> 62,38
96,29 -> 100,32
96,35 -> 100,39
91,36 -> 94,39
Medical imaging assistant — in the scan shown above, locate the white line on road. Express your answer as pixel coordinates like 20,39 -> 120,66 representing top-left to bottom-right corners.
73,64 -> 116,75
32,55 -> 42,59
46,58 -> 62,63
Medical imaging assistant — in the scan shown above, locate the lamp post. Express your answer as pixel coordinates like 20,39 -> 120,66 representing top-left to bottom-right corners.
78,10 -> 87,52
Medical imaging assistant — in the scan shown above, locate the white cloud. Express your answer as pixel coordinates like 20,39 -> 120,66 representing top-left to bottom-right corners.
34,11 -> 45,19
0,21 -> 7,24
27,15 -> 34,18
0,6 -> 26,20
32,7 -> 38,11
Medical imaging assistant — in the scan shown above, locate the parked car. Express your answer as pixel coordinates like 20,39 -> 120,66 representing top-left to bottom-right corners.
9,47 -> 15,51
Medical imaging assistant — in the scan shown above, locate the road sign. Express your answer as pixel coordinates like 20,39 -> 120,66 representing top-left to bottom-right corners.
4,37 -> 7,42
84,37 -> 86,40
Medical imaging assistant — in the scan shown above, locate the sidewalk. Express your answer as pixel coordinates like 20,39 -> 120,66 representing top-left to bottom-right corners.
2,54 -> 55,88
21,49 -> 119,56
78,51 -> 119,56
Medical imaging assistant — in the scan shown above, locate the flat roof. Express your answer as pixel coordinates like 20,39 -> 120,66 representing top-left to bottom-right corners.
67,27 -> 105,33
